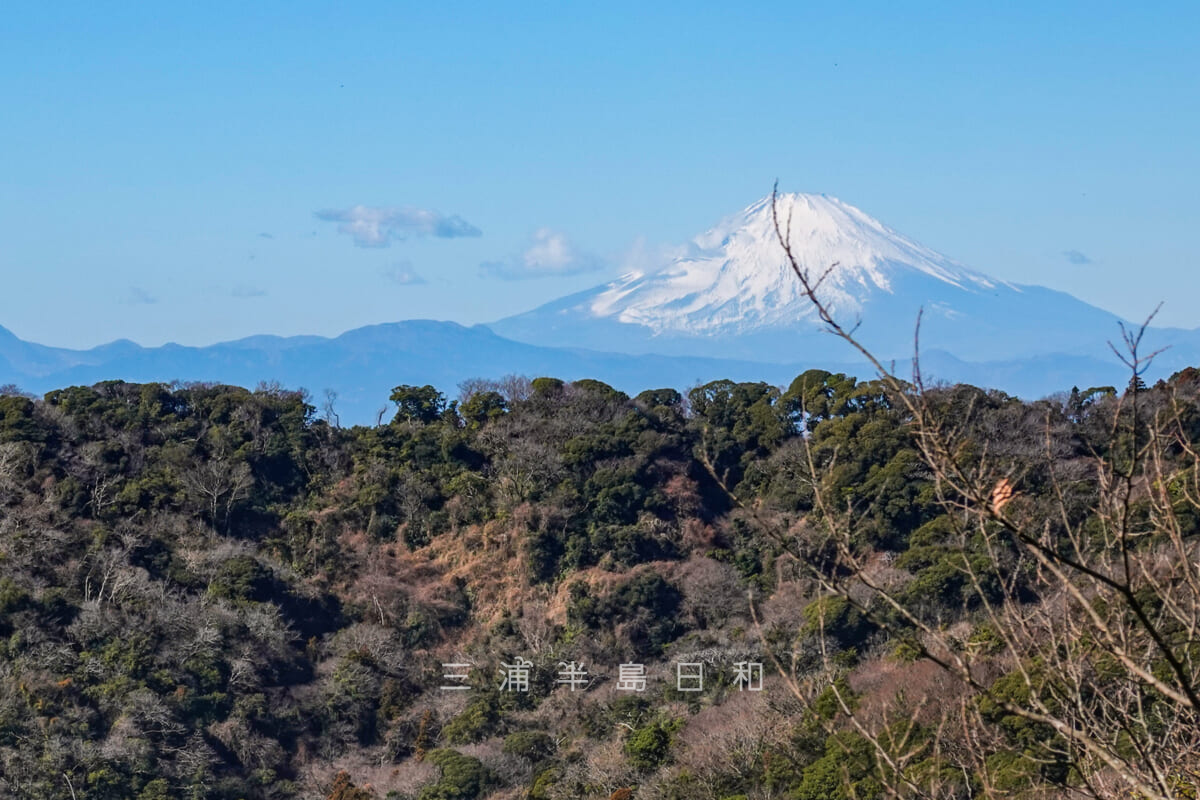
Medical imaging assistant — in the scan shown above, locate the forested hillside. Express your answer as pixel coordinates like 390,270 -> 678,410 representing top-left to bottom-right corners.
0,370 -> 1196,799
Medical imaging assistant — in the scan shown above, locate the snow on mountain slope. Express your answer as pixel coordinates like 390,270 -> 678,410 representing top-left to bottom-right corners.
589,193 -> 1003,334
491,192 -> 1133,364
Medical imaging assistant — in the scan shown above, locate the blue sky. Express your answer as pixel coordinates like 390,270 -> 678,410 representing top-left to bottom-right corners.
3,1 -> 1198,347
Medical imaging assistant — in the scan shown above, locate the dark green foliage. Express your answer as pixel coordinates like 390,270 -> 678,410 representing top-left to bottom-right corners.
569,572 -> 685,656
502,730 -> 555,763
441,693 -> 501,744
530,377 -> 564,397
624,717 -> 679,771
577,694 -> 651,739
985,751 -> 1042,792
525,524 -> 566,584
459,390 -> 506,427
689,379 -> 792,495
793,731 -> 882,800
711,514 -> 770,582
137,778 -> 172,800
419,749 -> 492,800
0,394 -> 42,442
571,379 -> 626,401
635,387 -> 683,411
390,384 -> 447,424
0,578 -> 31,636
209,555 -> 275,603
803,596 -> 875,651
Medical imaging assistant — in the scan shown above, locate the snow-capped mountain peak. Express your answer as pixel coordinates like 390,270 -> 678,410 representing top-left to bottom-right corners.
491,191 -> 1124,364
587,192 -> 1000,335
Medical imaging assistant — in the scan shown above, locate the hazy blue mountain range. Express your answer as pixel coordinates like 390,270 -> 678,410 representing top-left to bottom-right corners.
4,193 -> 1196,424
1,319 -> 1191,427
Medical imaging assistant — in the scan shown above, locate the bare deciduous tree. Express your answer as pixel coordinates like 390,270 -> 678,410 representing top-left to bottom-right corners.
179,452 -> 254,532
749,185 -> 1200,799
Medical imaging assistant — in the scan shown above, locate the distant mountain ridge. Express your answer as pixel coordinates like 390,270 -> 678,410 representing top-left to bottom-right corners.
0,321 -> 832,424
0,319 -> 1191,427
4,192 -> 1196,423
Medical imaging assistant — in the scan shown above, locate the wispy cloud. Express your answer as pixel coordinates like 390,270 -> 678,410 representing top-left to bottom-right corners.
481,228 -> 602,280
316,205 -> 481,247
124,287 -> 158,305
1063,249 -> 1094,265
619,236 -> 688,276
382,262 -> 427,286
230,285 -> 267,298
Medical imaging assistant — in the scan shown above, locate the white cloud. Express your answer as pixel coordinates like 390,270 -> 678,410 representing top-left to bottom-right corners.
230,285 -> 267,298
123,287 -> 157,305
618,236 -> 689,276
316,205 -> 481,247
382,262 -> 427,285
481,228 -> 602,280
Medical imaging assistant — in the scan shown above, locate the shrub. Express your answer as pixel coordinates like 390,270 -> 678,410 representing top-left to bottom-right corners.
624,718 -> 679,771
802,596 -> 874,650
568,573 -> 685,656
327,771 -> 375,800
502,730 -> 555,763
418,749 -> 492,800
793,731 -> 881,800
209,555 -> 274,603
441,694 -> 500,744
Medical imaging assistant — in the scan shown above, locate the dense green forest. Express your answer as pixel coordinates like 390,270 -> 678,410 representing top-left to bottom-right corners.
0,370 -> 1197,799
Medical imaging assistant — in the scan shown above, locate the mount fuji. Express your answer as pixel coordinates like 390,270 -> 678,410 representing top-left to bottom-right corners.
491,192 -> 1151,366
